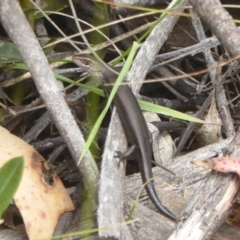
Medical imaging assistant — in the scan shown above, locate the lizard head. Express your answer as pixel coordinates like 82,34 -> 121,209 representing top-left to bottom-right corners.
72,54 -> 101,74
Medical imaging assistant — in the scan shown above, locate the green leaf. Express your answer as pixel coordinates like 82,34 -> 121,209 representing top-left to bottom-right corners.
0,157 -> 24,218
0,39 -> 23,67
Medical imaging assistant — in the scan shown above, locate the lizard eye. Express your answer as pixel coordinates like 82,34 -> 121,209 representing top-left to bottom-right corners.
82,59 -> 91,66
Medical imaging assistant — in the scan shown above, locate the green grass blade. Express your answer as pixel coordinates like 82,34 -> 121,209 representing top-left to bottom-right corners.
55,73 -> 104,97
139,100 -> 205,124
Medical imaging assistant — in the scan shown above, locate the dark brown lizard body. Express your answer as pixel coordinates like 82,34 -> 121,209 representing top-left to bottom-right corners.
73,54 -> 176,220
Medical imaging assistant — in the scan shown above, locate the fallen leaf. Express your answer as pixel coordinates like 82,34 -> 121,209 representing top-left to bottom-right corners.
0,126 -> 75,239
192,156 -> 240,175
195,94 -> 222,147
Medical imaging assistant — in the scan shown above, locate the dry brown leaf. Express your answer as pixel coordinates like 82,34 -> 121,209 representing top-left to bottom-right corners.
195,95 -> 222,147
192,156 -> 240,227
0,126 -> 75,239
192,156 -> 240,175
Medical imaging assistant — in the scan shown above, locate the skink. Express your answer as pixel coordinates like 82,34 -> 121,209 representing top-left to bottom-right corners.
73,54 -> 176,221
